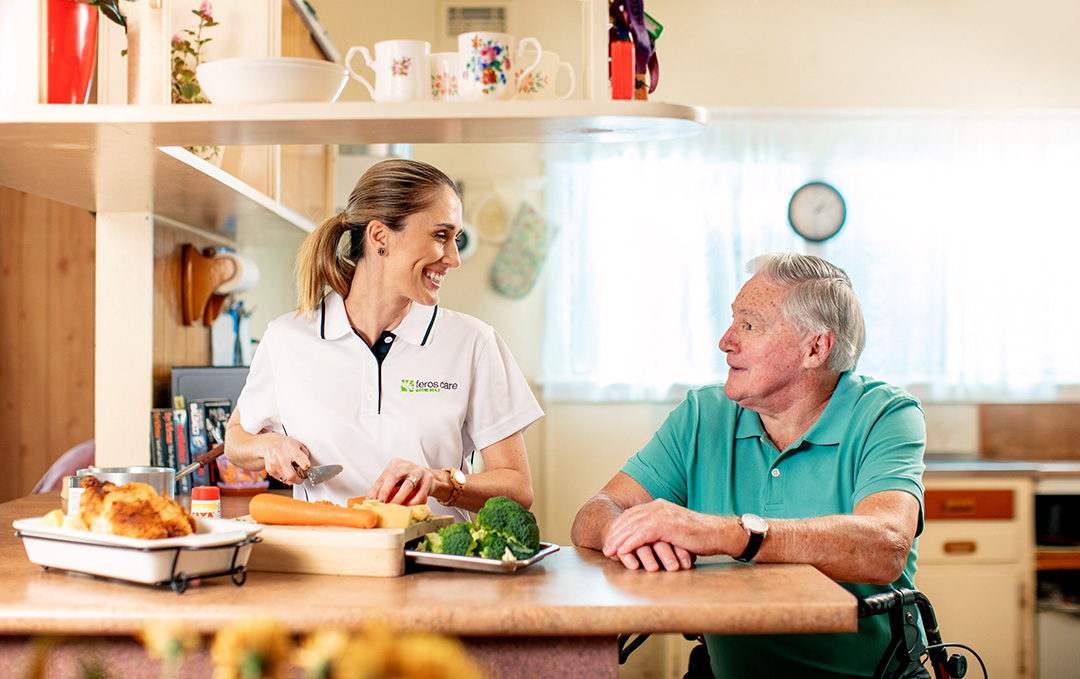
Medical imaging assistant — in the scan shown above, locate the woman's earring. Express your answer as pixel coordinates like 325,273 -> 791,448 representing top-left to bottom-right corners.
378,247 -> 386,256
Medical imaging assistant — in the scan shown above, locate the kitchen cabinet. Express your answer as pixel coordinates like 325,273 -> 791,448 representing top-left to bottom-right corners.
0,0 -> 708,469
915,477 -> 1036,679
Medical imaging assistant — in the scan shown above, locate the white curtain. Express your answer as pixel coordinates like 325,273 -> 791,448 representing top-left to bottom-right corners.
541,108 -> 1080,403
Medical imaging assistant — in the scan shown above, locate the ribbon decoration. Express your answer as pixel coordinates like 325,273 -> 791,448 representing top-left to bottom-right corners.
609,0 -> 661,95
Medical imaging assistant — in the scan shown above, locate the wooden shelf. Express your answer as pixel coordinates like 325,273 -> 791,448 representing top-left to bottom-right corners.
0,101 -> 708,238
2,100 -> 708,145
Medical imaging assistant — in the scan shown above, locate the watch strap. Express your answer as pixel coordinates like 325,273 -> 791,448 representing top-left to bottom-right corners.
443,467 -> 466,507
734,514 -> 767,562
734,530 -> 764,562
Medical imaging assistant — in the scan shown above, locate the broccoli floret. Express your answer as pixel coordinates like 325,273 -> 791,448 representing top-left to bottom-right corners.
476,532 -> 516,561
422,521 -> 476,556
474,496 -> 541,559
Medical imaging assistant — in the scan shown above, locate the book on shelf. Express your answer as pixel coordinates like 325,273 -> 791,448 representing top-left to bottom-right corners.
199,399 -> 232,448
162,408 -> 177,492
194,398 -> 268,492
172,405 -> 192,495
186,398 -> 214,487
150,409 -> 168,468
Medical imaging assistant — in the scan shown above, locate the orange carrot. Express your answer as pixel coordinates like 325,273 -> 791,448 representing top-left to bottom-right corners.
249,493 -> 377,529
347,496 -> 366,508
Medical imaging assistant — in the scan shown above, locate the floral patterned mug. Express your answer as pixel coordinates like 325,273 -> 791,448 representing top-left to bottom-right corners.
346,40 -> 431,102
457,32 -> 543,101
430,52 -> 462,102
515,50 -> 576,101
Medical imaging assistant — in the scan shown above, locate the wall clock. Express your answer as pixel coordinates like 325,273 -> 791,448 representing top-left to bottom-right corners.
787,181 -> 846,242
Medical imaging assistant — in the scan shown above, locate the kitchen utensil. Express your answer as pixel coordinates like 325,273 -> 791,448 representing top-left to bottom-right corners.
292,462 -> 343,486
515,50 -> 575,101
196,57 -> 349,104
14,516 -> 261,593
76,466 -> 176,498
245,515 -> 452,577
429,52 -> 461,102
458,32 -> 542,101
406,542 -> 560,573
346,40 -> 432,102
175,442 -> 225,482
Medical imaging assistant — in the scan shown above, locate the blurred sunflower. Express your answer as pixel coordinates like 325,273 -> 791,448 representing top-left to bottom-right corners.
296,627 -> 388,679
391,632 -> 485,679
210,618 -> 293,679
138,620 -> 201,679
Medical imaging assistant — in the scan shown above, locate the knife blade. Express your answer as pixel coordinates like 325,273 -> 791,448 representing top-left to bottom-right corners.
292,462 -> 343,486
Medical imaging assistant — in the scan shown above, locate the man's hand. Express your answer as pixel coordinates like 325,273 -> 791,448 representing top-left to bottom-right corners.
611,540 -> 697,572
602,498 -> 728,570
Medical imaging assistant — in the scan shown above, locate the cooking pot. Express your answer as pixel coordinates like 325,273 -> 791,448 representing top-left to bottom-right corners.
77,466 -> 176,498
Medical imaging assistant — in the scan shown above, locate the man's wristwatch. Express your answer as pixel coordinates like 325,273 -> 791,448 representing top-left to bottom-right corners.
443,467 -> 466,507
734,513 -> 769,562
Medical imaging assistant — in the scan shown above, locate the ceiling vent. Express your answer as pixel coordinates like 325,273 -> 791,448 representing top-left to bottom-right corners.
439,2 -> 512,51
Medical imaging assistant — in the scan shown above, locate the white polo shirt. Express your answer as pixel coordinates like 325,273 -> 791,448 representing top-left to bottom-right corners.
236,291 -> 544,522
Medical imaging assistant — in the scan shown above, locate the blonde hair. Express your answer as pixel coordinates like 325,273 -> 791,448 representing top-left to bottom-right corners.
294,159 -> 460,315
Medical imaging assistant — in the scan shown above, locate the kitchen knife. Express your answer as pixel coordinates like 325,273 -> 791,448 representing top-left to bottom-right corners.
292,462 -> 343,486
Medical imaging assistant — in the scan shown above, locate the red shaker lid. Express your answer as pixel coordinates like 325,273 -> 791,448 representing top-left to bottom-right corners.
192,485 -> 220,501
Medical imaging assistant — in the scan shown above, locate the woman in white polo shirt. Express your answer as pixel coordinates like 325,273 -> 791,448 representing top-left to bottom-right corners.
224,159 -> 542,521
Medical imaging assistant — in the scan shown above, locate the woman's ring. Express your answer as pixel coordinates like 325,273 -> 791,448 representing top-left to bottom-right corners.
405,474 -> 419,486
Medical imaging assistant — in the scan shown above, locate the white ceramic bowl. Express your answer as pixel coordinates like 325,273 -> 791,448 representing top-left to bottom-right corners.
196,57 -> 349,104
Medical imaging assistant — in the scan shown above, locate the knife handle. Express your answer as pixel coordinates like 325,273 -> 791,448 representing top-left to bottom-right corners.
292,461 -> 308,479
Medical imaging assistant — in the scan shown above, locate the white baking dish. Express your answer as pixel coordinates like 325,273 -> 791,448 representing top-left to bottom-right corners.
13,516 -> 262,593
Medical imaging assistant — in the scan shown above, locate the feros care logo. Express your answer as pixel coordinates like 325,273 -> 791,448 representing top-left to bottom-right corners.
401,378 -> 458,393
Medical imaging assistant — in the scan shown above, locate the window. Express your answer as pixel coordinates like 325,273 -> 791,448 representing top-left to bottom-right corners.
541,108 -> 1080,403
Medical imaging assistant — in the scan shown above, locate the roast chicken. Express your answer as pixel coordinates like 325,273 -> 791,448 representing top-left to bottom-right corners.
78,476 -> 196,539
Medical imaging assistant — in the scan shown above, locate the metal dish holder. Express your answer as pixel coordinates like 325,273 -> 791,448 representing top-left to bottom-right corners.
16,531 -> 262,594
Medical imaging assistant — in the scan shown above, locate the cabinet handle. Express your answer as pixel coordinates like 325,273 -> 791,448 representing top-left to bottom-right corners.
943,540 -> 977,554
941,498 -> 977,516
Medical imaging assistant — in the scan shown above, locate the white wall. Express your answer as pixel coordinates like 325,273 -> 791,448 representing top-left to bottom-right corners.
313,0 -> 1080,544
309,2 -> 1080,676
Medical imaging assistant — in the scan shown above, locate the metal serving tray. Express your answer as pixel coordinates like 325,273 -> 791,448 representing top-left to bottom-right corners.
405,542 -> 560,573
13,516 -> 262,593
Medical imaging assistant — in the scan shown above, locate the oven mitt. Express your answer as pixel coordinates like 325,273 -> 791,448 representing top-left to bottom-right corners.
490,201 -> 555,299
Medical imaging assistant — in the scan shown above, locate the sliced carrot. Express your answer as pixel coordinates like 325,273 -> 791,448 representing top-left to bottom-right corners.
347,496 -> 366,508
249,493 -> 376,529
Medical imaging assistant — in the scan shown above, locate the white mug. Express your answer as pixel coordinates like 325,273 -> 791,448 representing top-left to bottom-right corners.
346,40 -> 431,102
515,51 -> 575,101
430,52 -> 462,102
458,32 -> 542,101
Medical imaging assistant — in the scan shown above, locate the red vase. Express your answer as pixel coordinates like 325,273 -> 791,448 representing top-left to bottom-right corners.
46,0 -> 99,104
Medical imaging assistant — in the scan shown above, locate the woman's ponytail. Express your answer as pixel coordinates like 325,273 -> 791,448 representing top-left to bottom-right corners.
294,212 -> 355,316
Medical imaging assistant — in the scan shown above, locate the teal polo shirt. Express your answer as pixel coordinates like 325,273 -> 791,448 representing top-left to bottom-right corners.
621,372 -> 926,679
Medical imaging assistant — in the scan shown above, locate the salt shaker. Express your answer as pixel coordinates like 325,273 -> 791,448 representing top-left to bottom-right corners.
190,485 -> 221,519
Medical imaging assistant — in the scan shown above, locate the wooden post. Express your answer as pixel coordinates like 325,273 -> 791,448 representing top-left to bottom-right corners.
125,0 -> 169,105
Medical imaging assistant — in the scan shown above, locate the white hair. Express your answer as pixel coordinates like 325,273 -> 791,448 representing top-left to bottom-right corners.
747,253 -> 866,372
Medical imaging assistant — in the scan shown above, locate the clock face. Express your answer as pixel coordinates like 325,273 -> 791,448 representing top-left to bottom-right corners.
788,182 -> 846,242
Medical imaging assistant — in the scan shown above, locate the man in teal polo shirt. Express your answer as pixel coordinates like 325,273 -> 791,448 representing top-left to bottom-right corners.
572,253 -> 926,679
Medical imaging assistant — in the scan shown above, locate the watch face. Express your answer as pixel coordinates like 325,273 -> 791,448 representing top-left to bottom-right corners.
788,181 -> 846,242
741,513 -> 768,533
451,469 -> 466,484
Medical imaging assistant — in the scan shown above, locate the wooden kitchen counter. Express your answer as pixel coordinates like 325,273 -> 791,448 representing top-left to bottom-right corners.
1,493 -> 857,678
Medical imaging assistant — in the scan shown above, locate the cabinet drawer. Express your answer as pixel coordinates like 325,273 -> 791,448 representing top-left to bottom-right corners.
918,521 -> 1024,565
924,488 -> 1014,520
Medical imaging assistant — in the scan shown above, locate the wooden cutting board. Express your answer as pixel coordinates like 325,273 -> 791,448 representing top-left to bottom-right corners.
245,515 -> 453,577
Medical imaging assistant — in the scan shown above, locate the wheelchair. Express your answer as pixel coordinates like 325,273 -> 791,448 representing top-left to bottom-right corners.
618,587 -> 986,679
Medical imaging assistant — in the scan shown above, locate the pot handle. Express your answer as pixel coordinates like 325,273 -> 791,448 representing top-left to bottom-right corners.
176,442 -> 226,481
